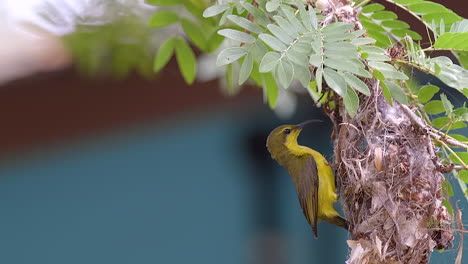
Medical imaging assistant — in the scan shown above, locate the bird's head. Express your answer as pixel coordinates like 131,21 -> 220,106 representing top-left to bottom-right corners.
266,120 -> 322,157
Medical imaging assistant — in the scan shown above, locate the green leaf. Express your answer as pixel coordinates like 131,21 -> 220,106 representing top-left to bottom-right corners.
281,6 -> 307,33
259,52 -> 281,72
218,29 -> 256,43
286,48 -> 308,66
394,0 -> 423,4
293,62 -> 310,88
309,5 -> 318,29
442,180 -> 454,197
417,85 -> 439,103
203,3 -> 230,17
266,0 -> 280,12
433,117 -> 467,130
323,68 -> 346,96
391,29 -> 422,40
450,152 -> 468,165
343,72 -> 370,96
227,15 -> 263,34
206,32 -> 224,53
148,11 -> 178,28
183,0 -> 206,18
263,73 -> 278,108
464,88 -> 468,98
440,93 -> 454,116
408,2 -> 448,14
373,69 -> 385,80
322,22 -> 354,34
384,80 -> 408,104
366,29 -> 392,47
371,11 -> 398,20
316,66 -> 323,93
239,53 -> 253,85
381,20 -> 410,29
276,59 -> 294,88
267,24 -> 294,44
434,32 -> 468,52
241,2 -> 270,26
361,3 -> 385,13
424,100 -> 444,114
351,37 -> 376,45
146,0 -> 182,5
217,47 -> 248,66
273,15 -> 299,38
154,37 -> 176,73
175,38 -> 196,84
450,134 -> 468,142
344,87 -> 359,117
181,19 -> 207,51
422,12 -> 462,26
324,58 -> 363,75
458,170 -> 468,183
259,33 -> 287,51
296,0 -> 312,31
380,81 -> 393,105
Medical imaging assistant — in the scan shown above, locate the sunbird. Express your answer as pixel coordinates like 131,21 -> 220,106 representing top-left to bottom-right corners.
266,120 -> 348,237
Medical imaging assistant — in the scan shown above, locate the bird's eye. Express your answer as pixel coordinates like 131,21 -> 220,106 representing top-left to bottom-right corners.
283,128 -> 291,134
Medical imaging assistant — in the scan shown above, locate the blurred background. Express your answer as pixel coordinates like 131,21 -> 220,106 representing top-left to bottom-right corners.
0,0 -> 466,263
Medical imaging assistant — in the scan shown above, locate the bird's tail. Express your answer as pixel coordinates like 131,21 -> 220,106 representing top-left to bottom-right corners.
324,216 -> 349,230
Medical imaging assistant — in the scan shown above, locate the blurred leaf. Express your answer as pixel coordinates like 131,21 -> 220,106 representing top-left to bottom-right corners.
241,2 -> 269,26
154,37 -> 176,72
440,93 -> 454,116
450,152 -> 468,165
424,100 -> 445,114
343,72 -> 370,96
458,170 -> 468,183
227,15 -> 263,34
433,117 -> 467,130
148,11 -> 179,28
259,33 -> 287,51
218,29 -> 256,43
181,19 -> 208,51
450,134 -> 468,142
259,52 -> 281,72
267,24 -> 294,44
381,81 -> 393,105
371,11 -> 398,20
275,59 -> 294,88
265,0 -> 280,12
417,85 -> 439,103
217,47 -> 248,66
323,68 -> 346,96
146,0 -> 182,5
381,20 -> 410,29
175,38 -> 197,84
203,3 -> 230,17
434,32 -> 468,52
361,3 -> 385,13
442,180 -> 454,196
239,53 -> 253,85
263,73 -> 278,108
373,69 -> 385,80
384,80 -> 408,104
344,87 -> 359,117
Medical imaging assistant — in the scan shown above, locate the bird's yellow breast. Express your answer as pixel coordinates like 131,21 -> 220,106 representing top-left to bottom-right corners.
286,144 -> 339,219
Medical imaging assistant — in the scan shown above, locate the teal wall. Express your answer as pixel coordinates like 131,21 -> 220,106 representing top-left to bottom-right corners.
0,103 -> 464,263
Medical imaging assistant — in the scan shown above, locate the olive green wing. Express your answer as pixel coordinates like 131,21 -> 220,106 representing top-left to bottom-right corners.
288,155 -> 319,237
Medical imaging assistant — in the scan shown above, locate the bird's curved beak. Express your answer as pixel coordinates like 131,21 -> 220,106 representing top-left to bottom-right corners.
295,119 -> 323,129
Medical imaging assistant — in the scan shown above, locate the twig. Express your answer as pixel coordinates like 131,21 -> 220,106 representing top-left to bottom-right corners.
400,104 -> 468,150
455,205 -> 463,264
